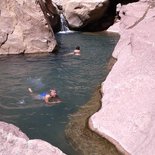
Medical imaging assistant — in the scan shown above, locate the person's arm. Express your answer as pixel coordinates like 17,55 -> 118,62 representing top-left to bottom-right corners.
28,88 -> 37,98
54,95 -> 62,103
44,94 -> 51,104
44,95 -> 62,105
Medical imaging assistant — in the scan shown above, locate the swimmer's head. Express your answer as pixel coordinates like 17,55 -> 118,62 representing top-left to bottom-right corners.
75,46 -> 80,50
50,89 -> 57,97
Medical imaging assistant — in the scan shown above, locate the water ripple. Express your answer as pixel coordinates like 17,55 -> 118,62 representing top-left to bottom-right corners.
0,32 -> 119,155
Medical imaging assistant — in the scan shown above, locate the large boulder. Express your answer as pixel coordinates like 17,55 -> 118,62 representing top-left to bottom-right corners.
0,121 -> 66,155
0,0 -> 57,54
62,0 -> 109,31
89,1 -> 155,155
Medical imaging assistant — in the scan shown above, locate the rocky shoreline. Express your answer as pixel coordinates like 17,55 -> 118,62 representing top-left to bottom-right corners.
65,85 -> 122,155
89,1 -> 155,155
0,121 -> 66,155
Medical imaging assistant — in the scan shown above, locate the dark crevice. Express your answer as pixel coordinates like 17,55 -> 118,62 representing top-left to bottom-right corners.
0,33 -> 8,47
37,0 -> 60,33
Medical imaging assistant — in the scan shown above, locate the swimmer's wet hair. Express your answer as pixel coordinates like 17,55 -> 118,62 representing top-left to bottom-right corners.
50,88 -> 56,92
75,46 -> 80,50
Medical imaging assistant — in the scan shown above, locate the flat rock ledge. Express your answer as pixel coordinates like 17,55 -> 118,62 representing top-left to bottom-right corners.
0,121 -> 66,155
89,1 -> 155,155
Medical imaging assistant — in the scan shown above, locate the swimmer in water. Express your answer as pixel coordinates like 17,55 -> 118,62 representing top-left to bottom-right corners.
64,46 -> 81,56
73,46 -> 80,56
28,88 -> 62,105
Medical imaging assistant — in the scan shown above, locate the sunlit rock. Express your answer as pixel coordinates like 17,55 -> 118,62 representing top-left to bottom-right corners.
0,121 -> 66,155
0,0 -> 57,54
89,1 -> 155,155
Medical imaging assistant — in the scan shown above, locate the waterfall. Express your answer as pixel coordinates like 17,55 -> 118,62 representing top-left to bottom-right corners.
59,13 -> 72,33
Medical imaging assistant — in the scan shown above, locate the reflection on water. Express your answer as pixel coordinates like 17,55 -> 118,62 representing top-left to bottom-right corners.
0,32 -> 119,155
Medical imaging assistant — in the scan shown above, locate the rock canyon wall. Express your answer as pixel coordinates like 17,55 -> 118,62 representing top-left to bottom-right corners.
89,0 -> 155,155
0,0 -> 57,54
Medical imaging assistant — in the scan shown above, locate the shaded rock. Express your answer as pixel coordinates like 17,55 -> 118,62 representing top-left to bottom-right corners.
0,0 -> 57,54
62,0 -> 109,31
0,121 -> 66,155
37,0 -> 61,32
89,1 -> 155,155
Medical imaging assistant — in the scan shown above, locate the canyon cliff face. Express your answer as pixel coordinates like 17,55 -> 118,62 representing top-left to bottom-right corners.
0,0 -> 139,55
60,0 -> 138,31
89,0 -> 155,155
0,0 -> 57,54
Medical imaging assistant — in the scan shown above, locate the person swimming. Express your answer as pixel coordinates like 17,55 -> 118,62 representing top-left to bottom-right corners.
73,46 -> 80,56
64,46 -> 81,56
28,88 -> 62,105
